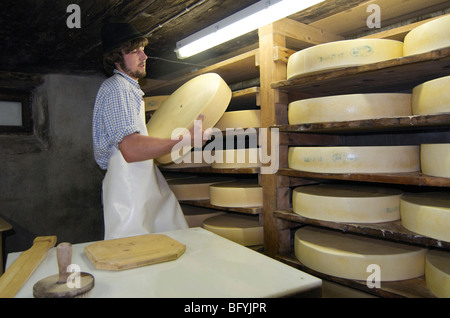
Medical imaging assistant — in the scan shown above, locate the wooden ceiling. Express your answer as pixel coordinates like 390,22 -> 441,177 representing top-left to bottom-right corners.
1,0 -> 449,81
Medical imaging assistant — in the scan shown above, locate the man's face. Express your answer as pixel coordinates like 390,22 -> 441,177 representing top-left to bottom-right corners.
118,46 -> 147,80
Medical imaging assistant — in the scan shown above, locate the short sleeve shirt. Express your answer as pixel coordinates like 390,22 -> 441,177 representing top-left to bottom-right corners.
92,70 -> 145,170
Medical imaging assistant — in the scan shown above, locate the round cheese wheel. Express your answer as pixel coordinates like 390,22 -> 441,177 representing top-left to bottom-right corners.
209,180 -> 262,207
403,14 -> 450,56
211,148 -> 261,169
412,75 -> 450,116
292,184 -> 402,223
425,249 -> 450,298
146,73 -> 231,164
202,214 -> 263,246
288,93 -> 412,125
294,226 -> 427,281
215,109 -> 261,130
288,146 -> 420,174
400,192 -> 450,242
168,176 -> 234,200
287,39 -> 403,79
180,204 -> 225,228
420,144 -> 450,178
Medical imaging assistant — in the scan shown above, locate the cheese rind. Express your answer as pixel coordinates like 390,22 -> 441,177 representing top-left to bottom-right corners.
292,184 -> 402,223
288,146 -> 420,174
420,144 -> 450,178
209,180 -> 262,207
294,227 -> 427,281
288,93 -> 412,125
215,110 -> 261,130
425,249 -> 450,298
400,192 -> 450,242
202,214 -> 263,246
412,75 -> 450,116
403,14 -> 450,56
287,39 -> 403,79
146,73 -> 231,164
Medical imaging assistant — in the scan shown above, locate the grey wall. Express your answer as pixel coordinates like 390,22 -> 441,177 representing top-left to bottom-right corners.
1,73 -> 106,258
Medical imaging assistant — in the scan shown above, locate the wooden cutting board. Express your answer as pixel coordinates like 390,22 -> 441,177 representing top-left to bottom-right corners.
84,234 -> 186,271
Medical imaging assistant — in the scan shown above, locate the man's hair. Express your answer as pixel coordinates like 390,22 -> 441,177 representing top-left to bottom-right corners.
102,37 -> 148,76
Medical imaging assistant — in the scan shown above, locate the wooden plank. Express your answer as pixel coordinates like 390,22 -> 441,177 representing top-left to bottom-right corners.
272,47 -> 450,96
180,199 -> 262,215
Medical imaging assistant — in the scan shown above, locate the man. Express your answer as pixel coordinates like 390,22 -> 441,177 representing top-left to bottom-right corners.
92,22 -> 203,239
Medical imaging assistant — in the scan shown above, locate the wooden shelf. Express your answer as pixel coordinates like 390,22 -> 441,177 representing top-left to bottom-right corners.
278,168 -> 450,187
276,252 -> 436,298
271,47 -> 450,97
160,165 -> 260,174
274,210 -> 450,250
275,114 -> 450,134
180,199 -> 262,215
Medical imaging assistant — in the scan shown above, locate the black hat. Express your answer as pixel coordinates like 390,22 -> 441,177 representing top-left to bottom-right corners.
101,22 -> 145,53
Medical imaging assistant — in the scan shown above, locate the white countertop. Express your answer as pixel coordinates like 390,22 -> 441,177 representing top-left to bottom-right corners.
6,227 -> 321,298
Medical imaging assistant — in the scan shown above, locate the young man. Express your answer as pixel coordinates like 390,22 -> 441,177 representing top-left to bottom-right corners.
92,22 -> 203,239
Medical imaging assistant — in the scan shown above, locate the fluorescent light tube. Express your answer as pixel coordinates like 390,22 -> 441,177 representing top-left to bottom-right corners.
175,0 -> 324,59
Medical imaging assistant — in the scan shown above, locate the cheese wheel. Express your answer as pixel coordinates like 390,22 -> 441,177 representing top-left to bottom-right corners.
209,180 -> 262,207
144,95 -> 169,112
215,110 -> 261,130
168,176 -> 234,200
421,144 -> 450,178
412,75 -> 450,116
403,14 -> 450,56
294,226 -> 427,281
202,214 -> 263,246
287,39 -> 403,79
180,204 -> 225,228
288,93 -> 412,125
288,146 -> 420,174
425,249 -> 450,298
146,73 -> 231,164
211,148 -> 261,169
292,184 -> 402,223
400,192 -> 450,242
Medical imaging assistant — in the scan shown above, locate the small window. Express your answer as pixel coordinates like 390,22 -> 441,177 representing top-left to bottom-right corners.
0,90 -> 33,134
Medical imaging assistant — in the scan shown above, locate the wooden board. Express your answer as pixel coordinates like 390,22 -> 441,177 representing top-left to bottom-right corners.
84,234 -> 186,271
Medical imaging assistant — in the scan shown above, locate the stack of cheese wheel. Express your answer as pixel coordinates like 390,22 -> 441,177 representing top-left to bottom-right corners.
412,75 -> 450,116
292,184 -> 402,223
294,226 -> 427,281
287,39 -> 403,79
180,204 -> 225,228
400,192 -> 450,242
403,14 -> 450,56
215,109 -> 261,130
210,179 -> 262,207
147,73 -> 231,164
168,176 -> 234,201
288,93 -> 412,125
211,148 -> 261,169
425,249 -> 450,298
288,145 -> 420,174
202,213 -> 263,246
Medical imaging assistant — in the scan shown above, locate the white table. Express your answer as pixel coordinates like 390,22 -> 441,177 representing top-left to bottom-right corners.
7,227 -> 321,298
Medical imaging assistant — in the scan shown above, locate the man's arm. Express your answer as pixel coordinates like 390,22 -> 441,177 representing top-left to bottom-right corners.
118,115 -> 210,163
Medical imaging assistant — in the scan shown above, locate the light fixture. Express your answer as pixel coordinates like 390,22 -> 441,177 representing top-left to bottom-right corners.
175,0 -> 325,59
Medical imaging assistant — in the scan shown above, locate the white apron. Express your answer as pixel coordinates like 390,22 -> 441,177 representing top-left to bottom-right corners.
102,101 -> 188,240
